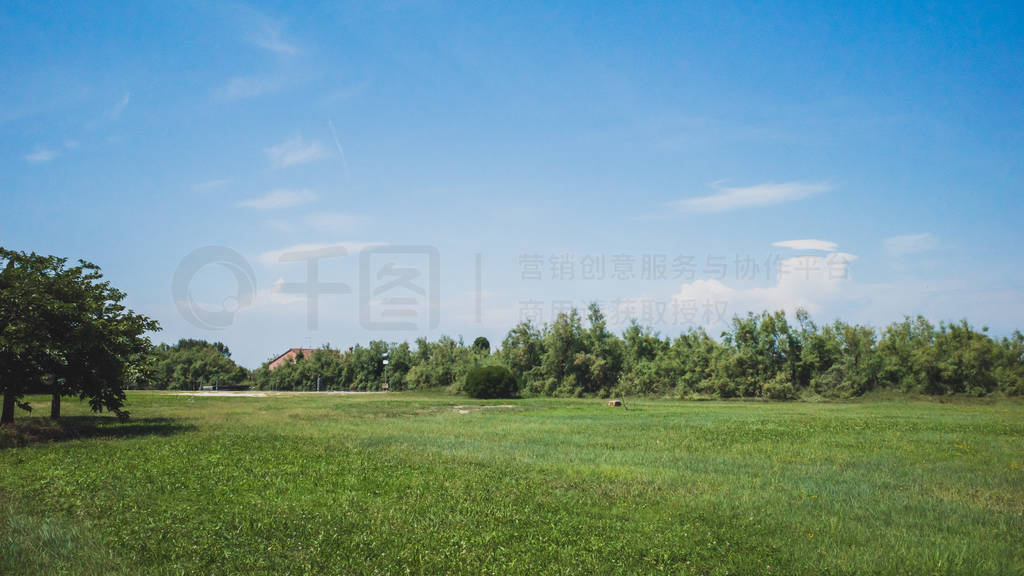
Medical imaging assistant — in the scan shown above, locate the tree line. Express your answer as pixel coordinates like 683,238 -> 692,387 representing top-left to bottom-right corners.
249,336 -> 493,392
5,244 -> 1022,427
238,303 -> 1023,399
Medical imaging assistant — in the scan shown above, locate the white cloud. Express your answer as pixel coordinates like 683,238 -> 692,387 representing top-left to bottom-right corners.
673,251 -> 858,327
24,147 -> 59,163
265,136 -> 330,168
237,189 -> 318,210
772,239 -> 838,252
257,242 -> 387,266
885,233 -> 938,258
674,181 -> 832,213
772,253 -> 858,309
213,76 -> 282,101
247,279 -> 307,310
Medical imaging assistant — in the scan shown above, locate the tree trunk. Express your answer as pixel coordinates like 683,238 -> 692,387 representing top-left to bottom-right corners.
1,391 -> 14,425
50,392 -> 61,419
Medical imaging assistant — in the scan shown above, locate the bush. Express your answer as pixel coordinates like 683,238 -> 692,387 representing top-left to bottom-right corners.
463,365 -> 519,399
763,373 -> 796,400
711,375 -> 738,398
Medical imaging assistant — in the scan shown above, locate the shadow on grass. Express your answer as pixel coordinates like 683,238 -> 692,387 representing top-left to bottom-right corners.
0,416 -> 194,448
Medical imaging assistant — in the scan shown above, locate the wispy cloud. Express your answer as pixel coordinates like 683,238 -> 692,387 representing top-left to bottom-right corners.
258,242 -> 387,266
885,233 -> 938,257
193,178 -> 232,192
24,147 -> 59,164
108,92 -> 131,119
250,24 -> 298,55
213,76 -> 282,101
237,189 -> 318,210
674,181 -> 832,213
235,4 -> 299,55
322,82 -> 370,104
265,136 -> 330,168
328,119 -> 350,180
773,239 -> 838,252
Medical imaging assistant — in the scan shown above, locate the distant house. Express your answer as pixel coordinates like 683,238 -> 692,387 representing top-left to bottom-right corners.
268,347 -> 347,370
267,348 -> 317,371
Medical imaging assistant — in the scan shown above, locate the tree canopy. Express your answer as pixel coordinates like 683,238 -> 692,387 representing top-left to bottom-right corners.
0,248 -> 159,423
151,339 -> 249,390
235,305 -> 1024,401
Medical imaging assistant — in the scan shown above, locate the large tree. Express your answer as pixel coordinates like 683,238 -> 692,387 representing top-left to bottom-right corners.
0,250 -> 54,423
0,248 -> 159,424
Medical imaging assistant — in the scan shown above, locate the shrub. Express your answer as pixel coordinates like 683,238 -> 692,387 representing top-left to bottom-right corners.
463,365 -> 519,399
763,373 -> 796,400
712,376 -> 738,398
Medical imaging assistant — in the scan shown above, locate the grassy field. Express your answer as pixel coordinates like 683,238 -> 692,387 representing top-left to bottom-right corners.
1,392 -> 1022,575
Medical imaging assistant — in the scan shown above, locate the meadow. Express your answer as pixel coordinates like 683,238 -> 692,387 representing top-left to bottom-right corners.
2,392 -> 1022,575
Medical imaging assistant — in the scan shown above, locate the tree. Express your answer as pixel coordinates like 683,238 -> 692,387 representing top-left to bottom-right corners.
671,328 -> 719,394
714,312 -> 793,397
405,336 -> 473,390
151,339 -> 248,390
499,321 -> 545,387
577,304 -> 624,396
541,310 -> 586,395
1,248 -> 159,424
997,331 -> 1024,396
0,250 -> 55,423
472,336 -> 491,355
59,276 -> 159,419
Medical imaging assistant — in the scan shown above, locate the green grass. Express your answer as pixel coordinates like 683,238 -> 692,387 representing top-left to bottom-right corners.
2,392 -> 1022,575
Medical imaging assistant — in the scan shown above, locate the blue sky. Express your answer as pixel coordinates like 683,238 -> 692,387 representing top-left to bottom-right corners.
2,1 -> 1021,367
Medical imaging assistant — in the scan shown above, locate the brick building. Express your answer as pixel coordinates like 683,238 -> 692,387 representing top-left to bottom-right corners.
267,348 -> 317,371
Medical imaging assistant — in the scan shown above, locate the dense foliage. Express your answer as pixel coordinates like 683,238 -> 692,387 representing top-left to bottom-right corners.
251,338 -> 489,392
0,248 -> 159,423
462,365 -> 518,399
149,339 -> 249,390
241,304 -> 1023,399
500,306 -> 1024,399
